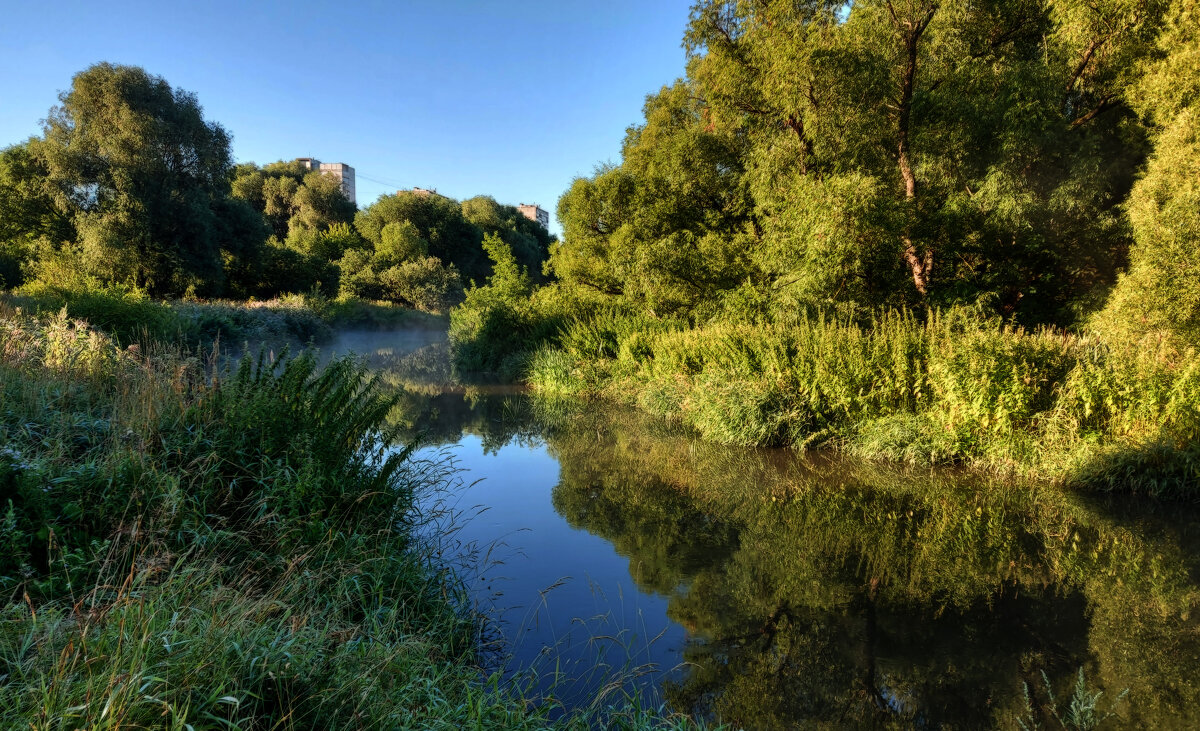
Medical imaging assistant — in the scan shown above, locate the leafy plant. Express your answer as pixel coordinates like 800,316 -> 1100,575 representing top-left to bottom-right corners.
1017,668 -> 1130,731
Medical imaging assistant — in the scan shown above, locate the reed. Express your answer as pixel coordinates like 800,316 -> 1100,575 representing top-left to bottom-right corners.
524,307 -> 1200,494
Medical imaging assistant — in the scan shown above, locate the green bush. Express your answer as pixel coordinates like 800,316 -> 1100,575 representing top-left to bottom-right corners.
517,304 -> 1200,492
14,281 -> 190,344
925,320 -> 1077,457
378,256 -> 464,313
449,235 -> 565,377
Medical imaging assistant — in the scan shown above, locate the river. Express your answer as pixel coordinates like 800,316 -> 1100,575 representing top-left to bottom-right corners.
327,329 -> 1200,729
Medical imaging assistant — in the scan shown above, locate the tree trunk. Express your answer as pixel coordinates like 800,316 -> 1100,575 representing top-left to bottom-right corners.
889,2 -> 938,296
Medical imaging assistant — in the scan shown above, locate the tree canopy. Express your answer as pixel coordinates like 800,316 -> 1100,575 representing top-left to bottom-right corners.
1096,0 -> 1200,340
549,0 -> 1186,330
0,63 -> 549,308
30,63 -> 259,295
231,160 -> 357,240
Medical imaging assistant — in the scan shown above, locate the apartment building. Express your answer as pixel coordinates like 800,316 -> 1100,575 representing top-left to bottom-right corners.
517,203 -> 549,229
295,158 -> 356,204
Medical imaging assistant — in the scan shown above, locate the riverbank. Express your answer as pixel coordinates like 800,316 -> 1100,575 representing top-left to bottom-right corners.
489,307 -> 1199,497
2,283 -> 447,350
319,342 -> 1200,730
0,309 -> 701,729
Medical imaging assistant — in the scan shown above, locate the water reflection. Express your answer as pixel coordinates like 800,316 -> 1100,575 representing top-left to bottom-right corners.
339,330 -> 1200,729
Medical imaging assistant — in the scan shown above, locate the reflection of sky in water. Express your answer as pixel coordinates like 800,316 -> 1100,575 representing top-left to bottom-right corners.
414,433 -> 689,713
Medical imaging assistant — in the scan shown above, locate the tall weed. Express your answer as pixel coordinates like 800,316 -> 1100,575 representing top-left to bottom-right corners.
523,305 -> 1200,493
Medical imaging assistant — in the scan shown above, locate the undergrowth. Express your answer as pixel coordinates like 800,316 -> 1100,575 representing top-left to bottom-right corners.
516,307 -> 1200,496
0,309 -> 706,729
3,283 -> 444,350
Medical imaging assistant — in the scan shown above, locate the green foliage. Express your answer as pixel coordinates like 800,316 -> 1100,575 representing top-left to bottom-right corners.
255,235 -> 340,297
539,0 -> 1168,324
336,217 -> 463,312
344,191 -> 552,312
551,83 -> 753,318
377,257 -> 464,313
923,317 -> 1078,459
523,307 -> 1200,493
12,281 -> 188,345
1,66 -> 540,309
355,191 -> 489,282
449,235 -> 562,377
1018,669 -> 1130,730
378,220 -> 430,264
461,194 -> 556,277
0,143 -> 73,289
30,63 -> 255,296
1095,0 -> 1200,341
203,161 -> 362,299
230,160 -> 357,242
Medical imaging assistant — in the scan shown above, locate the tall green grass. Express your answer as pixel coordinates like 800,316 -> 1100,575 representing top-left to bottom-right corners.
524,308 -> 1200,495
0,309 -> 708,729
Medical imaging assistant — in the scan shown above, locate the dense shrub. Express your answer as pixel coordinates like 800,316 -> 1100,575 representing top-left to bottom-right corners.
449,235 -> 565,377
378,257 -> 464,313
518,306 -> 1200,493
12,281 -> 189,344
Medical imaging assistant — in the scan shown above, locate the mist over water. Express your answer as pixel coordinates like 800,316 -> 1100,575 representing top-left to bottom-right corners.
324,328 -> 449,361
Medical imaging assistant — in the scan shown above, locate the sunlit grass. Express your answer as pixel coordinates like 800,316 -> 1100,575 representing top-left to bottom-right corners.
0,308 -> 711,729
523,307 -> 1200,496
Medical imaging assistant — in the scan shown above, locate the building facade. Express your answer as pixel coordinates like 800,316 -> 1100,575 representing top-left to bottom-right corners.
295,158 -> 356,205
517,203 -> 549,229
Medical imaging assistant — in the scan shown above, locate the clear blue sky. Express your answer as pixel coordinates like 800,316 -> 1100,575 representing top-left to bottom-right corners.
0,0 -> 696,236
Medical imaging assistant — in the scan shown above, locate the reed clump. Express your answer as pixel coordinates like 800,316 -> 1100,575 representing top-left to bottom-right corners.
524,307 -> 1200,496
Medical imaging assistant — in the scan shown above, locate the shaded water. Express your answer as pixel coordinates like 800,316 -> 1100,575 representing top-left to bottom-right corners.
327,330 -> 1200,729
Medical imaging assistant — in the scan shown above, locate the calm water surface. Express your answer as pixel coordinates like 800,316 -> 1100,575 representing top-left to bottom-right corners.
329,330 -> 1200,729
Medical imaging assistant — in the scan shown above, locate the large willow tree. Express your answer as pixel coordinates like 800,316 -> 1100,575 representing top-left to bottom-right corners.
32,63 -> 259,295
1097,0 -> 1200,340
555,0 -> 1171,324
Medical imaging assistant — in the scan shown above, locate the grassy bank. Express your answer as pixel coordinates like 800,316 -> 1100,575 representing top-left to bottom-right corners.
0,309 -> 699,729
2,283 -> 447,350
501,307 -> 1199,496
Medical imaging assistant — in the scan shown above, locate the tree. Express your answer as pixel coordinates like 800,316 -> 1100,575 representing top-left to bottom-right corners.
376,221 -> 429,265
0,142 -> 74,288
550,82 -> 754,317
461,195 -> 555,278
378,257 -> 464,312
32,63 -> 248,295
637,0 -> 1166,321
354,191 -> 486,281
1096,0 -> 1200,340
231,160 -> 356,240
336,218 -> 461,311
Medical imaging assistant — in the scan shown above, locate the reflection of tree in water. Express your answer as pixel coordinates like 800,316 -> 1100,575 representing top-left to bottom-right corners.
364,344 -> 1200,730
548,432 -> 738,597
368,340 -> 544,451
543,408 -> 1200,729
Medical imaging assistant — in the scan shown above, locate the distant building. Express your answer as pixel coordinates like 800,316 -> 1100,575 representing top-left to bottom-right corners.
410,187 -> 442,197
517,204 -> 549,229
295,158 -> 356,205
